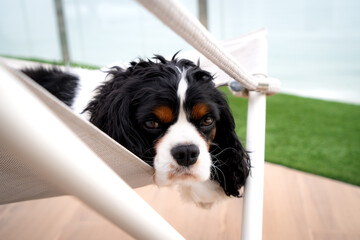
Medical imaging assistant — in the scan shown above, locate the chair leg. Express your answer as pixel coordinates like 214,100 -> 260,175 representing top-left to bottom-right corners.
241,91 -> 266,240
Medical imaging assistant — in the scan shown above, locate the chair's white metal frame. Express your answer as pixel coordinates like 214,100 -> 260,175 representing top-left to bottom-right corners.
0,0 -> 279,238
242,91 -> 266,240
0,61 -> 267,240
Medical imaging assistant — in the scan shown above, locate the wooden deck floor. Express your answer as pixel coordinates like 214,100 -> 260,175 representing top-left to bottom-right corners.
0,163 -> 359,240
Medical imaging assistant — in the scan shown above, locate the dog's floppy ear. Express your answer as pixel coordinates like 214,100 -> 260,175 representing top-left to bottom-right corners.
84,68 -> 148,157
210,95 -> 251,197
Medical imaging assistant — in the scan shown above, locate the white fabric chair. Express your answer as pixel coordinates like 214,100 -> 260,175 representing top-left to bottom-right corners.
0,0 -> 280,238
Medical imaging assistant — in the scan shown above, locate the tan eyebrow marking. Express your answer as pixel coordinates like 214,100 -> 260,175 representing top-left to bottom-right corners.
191,103 -> 209,120
207,127 -> 217,150
153,106 -> 174,123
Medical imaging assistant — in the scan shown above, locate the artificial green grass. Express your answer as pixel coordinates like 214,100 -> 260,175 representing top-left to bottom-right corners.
221,88 -> 360,186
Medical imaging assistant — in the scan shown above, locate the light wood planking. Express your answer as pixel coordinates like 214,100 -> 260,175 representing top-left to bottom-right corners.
0,163 -> 359,240
263,163 -> 360,240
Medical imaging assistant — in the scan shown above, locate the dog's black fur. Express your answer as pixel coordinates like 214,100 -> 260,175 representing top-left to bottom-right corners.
22,67 -> 79,107
22,55 -> 250,198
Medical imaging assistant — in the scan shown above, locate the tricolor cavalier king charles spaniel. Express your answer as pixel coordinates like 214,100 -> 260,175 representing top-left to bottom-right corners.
22,54 -> 250,208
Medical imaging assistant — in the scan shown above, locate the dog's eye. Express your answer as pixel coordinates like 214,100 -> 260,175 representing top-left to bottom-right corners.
200,116 -> 214,127
144,120 -> 159,129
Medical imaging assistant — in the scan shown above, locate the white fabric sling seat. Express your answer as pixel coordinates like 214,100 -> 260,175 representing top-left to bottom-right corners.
0,28 -> 277,204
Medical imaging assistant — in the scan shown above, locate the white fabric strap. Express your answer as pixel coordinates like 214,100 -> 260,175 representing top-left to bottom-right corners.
136,0 -> 280,95
0,61 -> 154,204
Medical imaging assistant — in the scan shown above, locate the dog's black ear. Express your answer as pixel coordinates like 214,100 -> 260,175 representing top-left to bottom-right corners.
83,69 -> 148,158
210,95 -> 251,197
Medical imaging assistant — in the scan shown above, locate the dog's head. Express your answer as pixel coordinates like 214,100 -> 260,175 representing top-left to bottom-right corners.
85,55 -> 250,199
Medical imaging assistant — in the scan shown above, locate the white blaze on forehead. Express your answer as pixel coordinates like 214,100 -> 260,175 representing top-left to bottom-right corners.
175,69 -> 190,132
154,68 -> 211,186
177,69 -> 188,104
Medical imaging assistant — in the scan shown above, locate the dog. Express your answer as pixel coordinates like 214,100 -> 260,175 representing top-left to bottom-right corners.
21,54 -> 250,208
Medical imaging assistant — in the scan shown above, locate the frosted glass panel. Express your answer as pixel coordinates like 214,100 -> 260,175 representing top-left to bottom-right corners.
0,0 -> 61,61
208,0 -> 360,103
63,0 -> 197,65
0,0 -> 359,103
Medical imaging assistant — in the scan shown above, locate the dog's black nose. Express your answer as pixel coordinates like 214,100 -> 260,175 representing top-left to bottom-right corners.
171,144 -> 200,166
